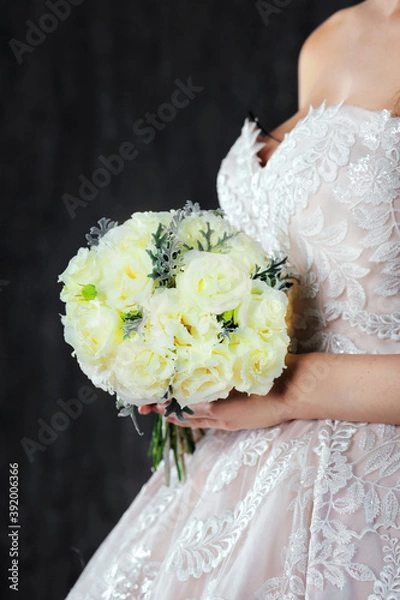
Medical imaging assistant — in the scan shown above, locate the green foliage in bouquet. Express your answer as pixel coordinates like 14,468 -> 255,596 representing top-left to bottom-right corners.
252,256 -> 294,292
185,221 -> 237,253
146,202 -> 238,290
122,311 -> 143,340
146,222 -> 182,289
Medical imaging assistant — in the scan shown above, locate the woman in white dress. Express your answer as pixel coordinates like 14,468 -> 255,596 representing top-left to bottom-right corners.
66,1 -> 400,598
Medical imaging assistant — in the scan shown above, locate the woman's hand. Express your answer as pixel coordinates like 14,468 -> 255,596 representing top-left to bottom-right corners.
139,352 -> 400,429
138,356 -> 297,431
139,388 -> 291,431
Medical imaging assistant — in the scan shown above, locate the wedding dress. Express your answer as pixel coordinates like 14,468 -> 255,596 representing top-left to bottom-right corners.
66,100 -> 400,600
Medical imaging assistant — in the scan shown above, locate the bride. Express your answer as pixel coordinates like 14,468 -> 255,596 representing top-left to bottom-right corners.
66,1 -> 400,598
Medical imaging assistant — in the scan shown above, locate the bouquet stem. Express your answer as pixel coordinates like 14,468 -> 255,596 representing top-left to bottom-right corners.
149,414 -> 197,484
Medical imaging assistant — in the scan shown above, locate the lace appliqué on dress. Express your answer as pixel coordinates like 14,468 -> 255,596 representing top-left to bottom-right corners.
166,435 -> 311,581
219,101 -> 400,354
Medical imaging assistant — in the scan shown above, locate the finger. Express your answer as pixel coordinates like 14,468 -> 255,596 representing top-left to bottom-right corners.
138,405 -> 154,415
165,415 -> 216,429
155,402 -> 170,415
138,403 -> 164,415
158,403 -> 211,420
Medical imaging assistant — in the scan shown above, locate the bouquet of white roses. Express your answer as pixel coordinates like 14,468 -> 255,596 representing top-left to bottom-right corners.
58,201 -> 292,483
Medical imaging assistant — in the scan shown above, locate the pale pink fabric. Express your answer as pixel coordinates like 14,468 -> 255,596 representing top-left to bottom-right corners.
66,101 -> 400,600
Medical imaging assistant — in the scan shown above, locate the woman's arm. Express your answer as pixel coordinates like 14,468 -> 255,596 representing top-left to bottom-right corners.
140,352 -> 400,430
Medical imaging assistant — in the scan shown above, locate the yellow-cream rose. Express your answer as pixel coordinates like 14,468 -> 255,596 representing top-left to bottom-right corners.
229,327 -> 288,395
145,288 -> 193,349
112,337 -> 175,405
181,306 -> 223,343
62,298 -> 122,367
97,245 -> 154,312
177,213 -> 235,250
98,211 -> 172,251
175,250 -> 251,314
172,339 -> 233,406
236,280 -> 289,340
227,231 -> 269,273
58,247 -> 102,303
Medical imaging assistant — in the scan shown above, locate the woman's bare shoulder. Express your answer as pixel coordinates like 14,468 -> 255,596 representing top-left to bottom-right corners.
300,4 -> 362,55
257,4 -> 370,165
297,5 -> 363,110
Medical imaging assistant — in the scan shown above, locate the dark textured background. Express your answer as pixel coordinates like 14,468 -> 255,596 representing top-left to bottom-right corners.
1,1 -> 358,598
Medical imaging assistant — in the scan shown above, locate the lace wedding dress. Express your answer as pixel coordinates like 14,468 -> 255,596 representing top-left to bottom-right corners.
66,100 -> 400,600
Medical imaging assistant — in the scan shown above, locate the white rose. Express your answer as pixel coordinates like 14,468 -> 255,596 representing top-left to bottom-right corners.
62,298 -> 122,368
145,288 -> 192,349
229,327 -> 288,395
236,280 -> 289,340
177,213 -> 236,251
227,231 -> 269,273
172,339 -> 233,406
181,305 -> 223,342
58,247 -> 102,303
99,211 -> 171,250
97,245 -> 154,312
77,362 -> 117,395
175,250 -> 251,314
112,337 -> 175,405
129,211 -> 172,242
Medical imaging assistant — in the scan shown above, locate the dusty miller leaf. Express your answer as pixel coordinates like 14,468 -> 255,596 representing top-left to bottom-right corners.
86,217 -> 119,247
